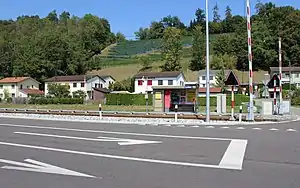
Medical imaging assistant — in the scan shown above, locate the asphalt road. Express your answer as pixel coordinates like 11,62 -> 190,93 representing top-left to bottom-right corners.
0,117 -> 300,188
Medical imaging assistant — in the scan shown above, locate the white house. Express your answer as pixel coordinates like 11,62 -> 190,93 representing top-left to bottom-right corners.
99,75 -> 116,89
44,75 -> 107,100
0,77 -> 42,99
270,67 -> 300,87
134,71 -> 185,94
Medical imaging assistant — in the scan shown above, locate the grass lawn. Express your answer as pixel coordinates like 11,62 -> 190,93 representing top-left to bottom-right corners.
0,104 -> 247,113
0,104 -> 153,112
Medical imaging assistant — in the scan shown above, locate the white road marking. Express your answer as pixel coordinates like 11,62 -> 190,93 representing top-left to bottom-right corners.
0,123 -> 235,141
0,141 -> 245,170
191,125 -> 200,128
220,127 -> 230,129
163,124 -> 172,127
176,125 -> 185,127
236,127 -> 245,130
205,126 -> 215,129
14,132 -> 162,146
286,129 -> 297,132
269,128 -> 279,131
252,128 -> 262,130
0,158 -> 95,178
219,139 -> 248,170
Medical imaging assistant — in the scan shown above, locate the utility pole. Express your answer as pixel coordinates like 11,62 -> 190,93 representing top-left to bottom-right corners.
246,0 -> 254,121
205,0 -> 210,122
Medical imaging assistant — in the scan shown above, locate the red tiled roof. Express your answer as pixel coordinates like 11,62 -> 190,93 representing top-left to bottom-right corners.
0,77 -> 29,83
21,89 -> 44,95
199,88 -> 222,93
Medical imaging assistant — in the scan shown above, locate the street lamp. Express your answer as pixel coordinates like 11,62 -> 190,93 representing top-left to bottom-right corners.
205,0 -> 210,122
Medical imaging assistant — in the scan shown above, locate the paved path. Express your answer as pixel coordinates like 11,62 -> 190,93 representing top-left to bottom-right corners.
0,117 -> 299,188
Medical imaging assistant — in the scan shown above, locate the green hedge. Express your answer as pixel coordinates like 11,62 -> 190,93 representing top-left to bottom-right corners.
106,94 -> 153,105
199,94 -> 250,106
282,83 -> 296,90
29,97 -> 84,105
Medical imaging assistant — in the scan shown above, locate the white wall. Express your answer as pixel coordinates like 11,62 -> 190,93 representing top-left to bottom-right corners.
0,78 -> 39,99
102,77 -> 115,88
199,74 -> 217,87
134,74 -> 185,94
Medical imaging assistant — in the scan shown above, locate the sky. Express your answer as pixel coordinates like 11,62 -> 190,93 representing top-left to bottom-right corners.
1,0 -> 299,39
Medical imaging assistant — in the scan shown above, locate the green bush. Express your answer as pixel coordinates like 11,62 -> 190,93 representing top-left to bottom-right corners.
198,94 -> 250,106
282,83 -> 296,90
106,94 -> 153,106
29,97 -> 83,105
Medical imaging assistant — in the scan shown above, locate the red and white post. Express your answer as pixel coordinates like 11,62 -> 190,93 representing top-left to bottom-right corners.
247,0 -> 254,121
231,85 -> 235,120
273,76 -> 277,115
279,37 -> 283,113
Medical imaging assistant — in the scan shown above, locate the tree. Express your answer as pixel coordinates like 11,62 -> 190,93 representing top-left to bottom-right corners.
160,27 -> 182,71
134,27 -> 149,40
115,32 -> 126,42
139,55 -> 152,72
211,54 -> 237,70
161,15 -> 185,29
189,25 -> 205,71
215,69 -> 226,93
149,21 -> 164,39
213,3 -> 221,23
225,6 -> 232,19
47,84 -> 70,98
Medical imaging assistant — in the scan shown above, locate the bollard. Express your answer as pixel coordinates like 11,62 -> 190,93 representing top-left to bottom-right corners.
239,105 -> 242,123
175,104 -> 178,123
99,104 -> 102,120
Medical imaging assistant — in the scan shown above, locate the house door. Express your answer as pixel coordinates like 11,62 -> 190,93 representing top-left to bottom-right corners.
164,90 -> 171,112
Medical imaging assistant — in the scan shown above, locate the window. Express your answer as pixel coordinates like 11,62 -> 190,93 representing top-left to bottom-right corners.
147,80 -> 152,86
27,86 -> 30,89
81,83 -> 85,87
100,84 -> 103,88
202,76 -> 206,80
138,80 -> 143,86
20,84 -> 23,89
12,93 -> 15,98
180,81 -> 184,86
210,76 -> 213,80
11,85 -> 15,89
168,80 -> 173,85
202,84 -> 206,87
32,85 -> 34,88
158,80 -> 163,85
0,85 -> 2,89
73,83 -> 77,88
95,83 -> 98,88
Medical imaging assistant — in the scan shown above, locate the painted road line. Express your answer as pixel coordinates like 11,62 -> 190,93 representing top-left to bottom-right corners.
252,128 -> 262,130
191,125 -> 200,128
220,127 -> 230,129
286,129 -> 297,132
0,123 -> 236,141
236,127 -> 245,130
205,126 -> 215,129
176,125 -> 185,127
0,158 -> 95,178
14,132 -> 162,146
269,128 -> 279,131
163,124 -> 172,127
0,141 -> 245,170
219,139 -> 248,170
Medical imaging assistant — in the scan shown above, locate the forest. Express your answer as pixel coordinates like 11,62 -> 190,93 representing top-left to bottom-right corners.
1,2 -> 300,83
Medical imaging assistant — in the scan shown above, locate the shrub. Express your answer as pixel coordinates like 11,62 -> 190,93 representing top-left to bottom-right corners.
29,97 -> 83,105
198,94 -> 250,106
106,94 -> 153,105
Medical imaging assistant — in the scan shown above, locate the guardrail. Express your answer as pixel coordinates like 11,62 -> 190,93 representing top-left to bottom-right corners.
0,108 -> 274,122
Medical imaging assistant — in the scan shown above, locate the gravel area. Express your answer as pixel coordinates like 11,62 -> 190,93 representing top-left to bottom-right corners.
0,113 -> 297,126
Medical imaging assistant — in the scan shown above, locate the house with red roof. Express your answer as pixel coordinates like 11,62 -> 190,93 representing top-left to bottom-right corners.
0,77 -> 42,99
